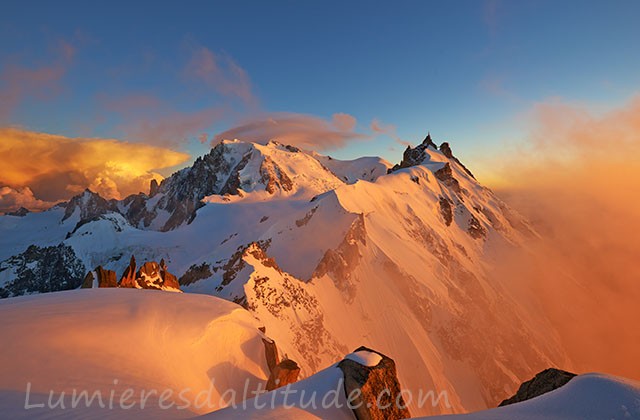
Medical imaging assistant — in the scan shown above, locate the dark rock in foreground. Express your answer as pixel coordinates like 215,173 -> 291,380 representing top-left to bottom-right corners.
338,346 -> 411,420
499,368 -> 577,407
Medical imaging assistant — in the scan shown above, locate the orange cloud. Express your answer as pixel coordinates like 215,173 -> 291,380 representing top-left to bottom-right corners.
185,46 -> 257,108
370,118 -> 409,146
212,112 -> 367,151
0,186 -> 53,213
332,113 -> 357,132
0,127 -> 190,208
486,94 -> 640,381
527,96 -> 640,160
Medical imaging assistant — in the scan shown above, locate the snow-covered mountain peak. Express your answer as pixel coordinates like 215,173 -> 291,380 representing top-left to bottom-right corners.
389,133 -> 477,182
1,133 -> 548,416
62,188 -> 116,223
117,139 -> 393,231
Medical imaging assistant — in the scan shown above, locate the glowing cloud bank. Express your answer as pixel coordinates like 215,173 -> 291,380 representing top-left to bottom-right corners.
488,95 -> 640,381
0,128 -> 189,211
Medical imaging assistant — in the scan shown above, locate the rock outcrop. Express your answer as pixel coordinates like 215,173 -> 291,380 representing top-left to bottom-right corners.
266,359 -> 301,391
159,259 -> 180,290
119,255 -> 137,288
260,156 -> 294,194
389,133 -> 438,173
387,134 -> 476,182
439,142 -> 475,179
439,196 -> 454,226
95,266 -> 118,288
81,271 -> 94,288
135,260 -> 179,290
434,163 -> 462,194
5,207 -> 30,217
0,244 -> 85,298
439,141 -> 454,159
338,346 -> 411,420
467,215 -> 488,240
62,189 -> 118,225
261,336 -> 280,373
499,368 -> 577,407
313,214 -> 366,302
149,179 -> 159,197
82,256 -> 182,292
178,262 -> 213,286
259,326 -> 301,391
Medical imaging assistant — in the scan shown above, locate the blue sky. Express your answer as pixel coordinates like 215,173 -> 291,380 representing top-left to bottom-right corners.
2,0 -> 640,180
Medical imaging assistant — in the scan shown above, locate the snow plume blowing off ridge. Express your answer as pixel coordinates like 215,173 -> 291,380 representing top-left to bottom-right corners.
486,96 -> 640,382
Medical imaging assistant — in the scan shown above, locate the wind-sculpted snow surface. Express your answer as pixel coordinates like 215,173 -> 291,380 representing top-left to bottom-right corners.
0,289 -> 274,419
0,136 -> 567,415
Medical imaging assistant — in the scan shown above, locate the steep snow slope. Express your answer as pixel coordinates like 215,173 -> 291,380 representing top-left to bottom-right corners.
0,289 -> 272,419
0,136 -> 568,416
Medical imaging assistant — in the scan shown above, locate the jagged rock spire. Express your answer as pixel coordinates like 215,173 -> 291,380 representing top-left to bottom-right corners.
119,255 -> 137,288
422,132 -> 437,149
149,179 -> 159,197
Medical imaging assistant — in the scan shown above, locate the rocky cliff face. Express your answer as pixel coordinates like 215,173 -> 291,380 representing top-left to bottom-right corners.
62,189 -> 119,233
0,244 -> 85,298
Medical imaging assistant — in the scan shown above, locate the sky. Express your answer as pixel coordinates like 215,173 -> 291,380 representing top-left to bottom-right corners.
1,0 -> 640,205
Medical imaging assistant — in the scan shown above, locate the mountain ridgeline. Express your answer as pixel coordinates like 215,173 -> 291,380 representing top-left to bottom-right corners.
0,133 -> 560,415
